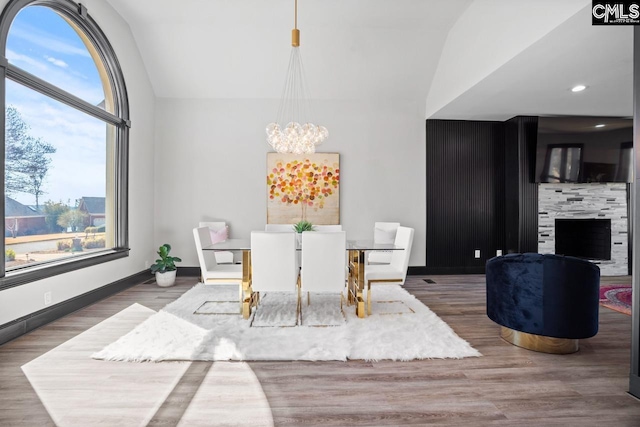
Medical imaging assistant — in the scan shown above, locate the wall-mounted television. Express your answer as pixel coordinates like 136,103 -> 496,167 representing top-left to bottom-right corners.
534,116 -> 633,183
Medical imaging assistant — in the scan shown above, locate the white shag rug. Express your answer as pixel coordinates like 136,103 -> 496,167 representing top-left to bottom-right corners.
92,283 -> 481,362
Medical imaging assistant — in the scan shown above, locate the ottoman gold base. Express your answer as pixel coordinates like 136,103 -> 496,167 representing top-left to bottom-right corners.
500,326 -> 579,354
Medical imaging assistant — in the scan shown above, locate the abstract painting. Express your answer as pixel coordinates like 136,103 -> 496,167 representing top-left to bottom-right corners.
267,153 -> 340,225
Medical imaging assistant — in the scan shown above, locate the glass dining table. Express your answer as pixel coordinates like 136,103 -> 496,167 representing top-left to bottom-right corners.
203,238 -> 403,319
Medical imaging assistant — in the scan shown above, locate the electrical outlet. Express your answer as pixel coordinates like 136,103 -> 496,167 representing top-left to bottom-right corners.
496,249 -> 503,256
144,260 -> 150,269
44,291 -> 52,306
474,250 -> 480,259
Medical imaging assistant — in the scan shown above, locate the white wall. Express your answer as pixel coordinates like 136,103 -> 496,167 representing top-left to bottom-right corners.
154,98 -> 426,267
0,0 -> 156,325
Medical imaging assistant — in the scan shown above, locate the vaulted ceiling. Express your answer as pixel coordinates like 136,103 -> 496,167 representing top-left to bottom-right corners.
103,0 -> 633,121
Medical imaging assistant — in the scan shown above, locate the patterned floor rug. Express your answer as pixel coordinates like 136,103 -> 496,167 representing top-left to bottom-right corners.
599,284 -> 632,316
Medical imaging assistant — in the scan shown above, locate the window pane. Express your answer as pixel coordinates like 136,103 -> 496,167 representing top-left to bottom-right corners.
5,80 -> 113,270
6,6 -> 108,110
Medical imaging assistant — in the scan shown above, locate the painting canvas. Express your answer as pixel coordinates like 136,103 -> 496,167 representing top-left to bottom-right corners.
267,153 -> 340,225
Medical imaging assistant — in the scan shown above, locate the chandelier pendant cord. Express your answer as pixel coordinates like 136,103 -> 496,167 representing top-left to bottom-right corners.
276,49 -> 314,127
265,0 -> 328,154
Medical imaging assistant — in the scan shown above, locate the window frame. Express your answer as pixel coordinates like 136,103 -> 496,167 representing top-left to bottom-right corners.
0,0 -> 130,291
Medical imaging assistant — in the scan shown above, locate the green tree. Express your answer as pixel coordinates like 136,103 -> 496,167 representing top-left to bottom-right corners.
18,136 -> 56,209
43,201 -> 69,233
57,209 -> 88,232
4,106 -> 56,208
5,106 -> 28,194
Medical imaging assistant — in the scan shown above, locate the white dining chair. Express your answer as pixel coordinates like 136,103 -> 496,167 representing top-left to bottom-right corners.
301,231 -> 347,321
199,221 -> 234,264
364,226 -> 414,315
266,224 -> 342,232
193,227 -> 243,311
265,223 -> 306,268
265,224 -> 295,232
250,231 -> 300,323
307,225 -> 344,276
367,222 -> 400,264
313,225 -> 342,232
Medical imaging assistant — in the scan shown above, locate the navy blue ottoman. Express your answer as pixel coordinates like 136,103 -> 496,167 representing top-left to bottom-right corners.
486,253 -> 600,353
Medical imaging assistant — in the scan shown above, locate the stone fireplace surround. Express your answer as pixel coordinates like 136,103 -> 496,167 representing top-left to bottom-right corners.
538,183 -> 628,276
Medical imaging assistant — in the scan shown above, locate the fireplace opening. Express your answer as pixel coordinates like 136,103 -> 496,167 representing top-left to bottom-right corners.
555,219 -> 611,260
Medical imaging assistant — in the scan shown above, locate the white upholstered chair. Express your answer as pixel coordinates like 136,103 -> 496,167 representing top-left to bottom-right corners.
193,227 -> 243,310
313,225 -> 342,231
364,226 -> 414,315
265,223 -> 305,268
265,224 -> 342,232
199,221 -> 234,264
250,231 -> 300,321
265,224 -> 295,232
301,231 -> 347,317
367,222 -> 401,264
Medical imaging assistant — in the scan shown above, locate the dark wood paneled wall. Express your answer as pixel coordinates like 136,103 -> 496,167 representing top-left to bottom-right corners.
504,116 -> 539,254
425,120 -> 505,274
425,117 -> 538,274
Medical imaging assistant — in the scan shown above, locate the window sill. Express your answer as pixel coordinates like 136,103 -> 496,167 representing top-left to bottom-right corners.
0,248 -> 130,291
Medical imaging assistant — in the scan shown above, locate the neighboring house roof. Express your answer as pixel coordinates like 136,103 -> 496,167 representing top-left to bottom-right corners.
26,205 -> 45,215
5,196 -> 43,218
79,197 -> 105,215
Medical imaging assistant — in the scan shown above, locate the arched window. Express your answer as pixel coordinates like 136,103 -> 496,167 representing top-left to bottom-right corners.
0,0 -> 129,288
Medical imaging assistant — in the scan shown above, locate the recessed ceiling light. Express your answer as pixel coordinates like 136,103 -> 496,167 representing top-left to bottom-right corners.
595,124 -> 605,128
571,85 -> 587,92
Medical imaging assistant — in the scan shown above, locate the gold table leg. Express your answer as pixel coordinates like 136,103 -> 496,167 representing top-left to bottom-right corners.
355,250 -> 365,318
347,249 -> 356,306
242,250 -> 253,319
346,249 -> 366,318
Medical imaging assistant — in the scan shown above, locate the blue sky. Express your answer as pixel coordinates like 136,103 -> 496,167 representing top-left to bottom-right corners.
6,5 -> 106,206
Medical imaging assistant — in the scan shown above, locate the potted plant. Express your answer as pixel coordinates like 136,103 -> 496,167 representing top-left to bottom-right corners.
150,243 -> 182,287
293,220 -> 314,244
293,220 -> 315,233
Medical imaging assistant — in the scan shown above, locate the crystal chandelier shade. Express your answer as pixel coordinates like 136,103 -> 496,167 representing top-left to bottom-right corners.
266,0 -> 328,154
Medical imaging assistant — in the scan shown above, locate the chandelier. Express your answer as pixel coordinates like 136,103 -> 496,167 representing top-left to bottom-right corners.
266,0 -> 328,154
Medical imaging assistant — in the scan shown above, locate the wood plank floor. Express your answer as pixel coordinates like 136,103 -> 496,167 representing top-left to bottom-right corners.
0,274 -> 638,426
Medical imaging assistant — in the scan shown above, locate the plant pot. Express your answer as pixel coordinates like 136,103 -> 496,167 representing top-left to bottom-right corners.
296,233 -> 302,245
155,270 -> 177,287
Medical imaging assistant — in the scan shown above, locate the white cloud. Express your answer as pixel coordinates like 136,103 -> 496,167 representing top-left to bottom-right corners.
10,25 -> 91,58
45,55 -> 68,68
6,49 -> 104,105
6,49 -> 47,72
